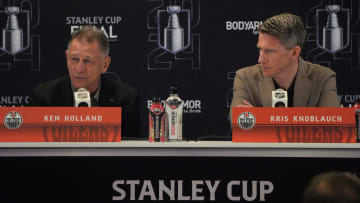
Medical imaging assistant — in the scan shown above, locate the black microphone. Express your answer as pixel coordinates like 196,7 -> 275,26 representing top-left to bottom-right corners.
272,88 -> 288,107
74,88 -> 91,107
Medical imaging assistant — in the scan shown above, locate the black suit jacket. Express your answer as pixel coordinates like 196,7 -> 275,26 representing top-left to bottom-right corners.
30,74 -> 141,138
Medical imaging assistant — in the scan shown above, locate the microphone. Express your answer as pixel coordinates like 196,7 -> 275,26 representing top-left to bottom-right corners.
74,88 -> 91,107
272,88 -> 288,107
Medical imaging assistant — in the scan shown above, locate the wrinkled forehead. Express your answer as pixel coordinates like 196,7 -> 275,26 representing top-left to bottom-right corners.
68,38 -> 105,57
70,37 -> 100,48
75,35 -> 98,44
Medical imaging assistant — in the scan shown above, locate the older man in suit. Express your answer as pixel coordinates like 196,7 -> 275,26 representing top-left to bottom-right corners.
30,26 -> 141,138
231,13 -> 339,109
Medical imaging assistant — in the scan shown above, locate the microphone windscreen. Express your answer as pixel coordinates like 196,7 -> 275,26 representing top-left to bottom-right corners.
272,88 -> 288,107
74,88 -> 91,107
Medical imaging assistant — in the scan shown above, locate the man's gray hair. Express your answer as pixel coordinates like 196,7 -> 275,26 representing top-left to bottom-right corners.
258,13 -> 307,50
67,25 -> 110,56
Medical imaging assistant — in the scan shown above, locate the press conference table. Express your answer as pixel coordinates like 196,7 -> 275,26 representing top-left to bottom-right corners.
0,141 -> 359,158
1,141 -> 360,203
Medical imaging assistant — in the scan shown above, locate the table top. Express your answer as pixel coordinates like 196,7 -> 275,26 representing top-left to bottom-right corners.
0,141 -> 359,158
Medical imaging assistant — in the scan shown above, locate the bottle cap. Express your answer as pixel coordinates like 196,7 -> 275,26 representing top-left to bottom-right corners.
152,97 -> 161,103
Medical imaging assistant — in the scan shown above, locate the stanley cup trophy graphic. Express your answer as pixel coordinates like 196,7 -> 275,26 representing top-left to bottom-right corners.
164,6 -> 184,54
322,5 -> 343,53
2,6 -> 23,55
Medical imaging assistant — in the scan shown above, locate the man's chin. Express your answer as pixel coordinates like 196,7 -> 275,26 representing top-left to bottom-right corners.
262,72 -> 272,78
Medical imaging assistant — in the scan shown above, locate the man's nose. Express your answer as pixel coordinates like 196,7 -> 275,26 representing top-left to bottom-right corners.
258,51 -> 266,64
75,61 -> 86,72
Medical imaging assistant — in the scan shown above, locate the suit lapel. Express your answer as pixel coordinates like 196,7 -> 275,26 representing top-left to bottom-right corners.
258,71 -> 274,107
57,76 -> 74,106
99,75 -> 118,106
293,58 -> 312,106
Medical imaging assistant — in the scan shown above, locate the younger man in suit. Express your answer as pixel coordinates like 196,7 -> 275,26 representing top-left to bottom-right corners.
230,13 -> 339,108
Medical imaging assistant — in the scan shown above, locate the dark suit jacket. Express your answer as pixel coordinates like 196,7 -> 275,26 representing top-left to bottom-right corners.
231,57 -> 340,108
30,74 -> 141,138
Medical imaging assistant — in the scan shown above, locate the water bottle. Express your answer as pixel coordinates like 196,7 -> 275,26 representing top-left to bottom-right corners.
149,97 -> 166,142
165,87 -> 184,141
354,101 -> 360,142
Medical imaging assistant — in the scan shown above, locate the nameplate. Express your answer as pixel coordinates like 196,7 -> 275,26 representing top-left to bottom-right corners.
232,107 -> 356,143
0,107 -> 122,142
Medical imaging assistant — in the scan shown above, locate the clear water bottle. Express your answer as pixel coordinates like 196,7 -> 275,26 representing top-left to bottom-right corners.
165,87 -> 184,141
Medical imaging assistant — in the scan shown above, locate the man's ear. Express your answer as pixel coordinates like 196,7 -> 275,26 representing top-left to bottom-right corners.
292,46 -> 301,59
65,50 -> 70,66
102,56 -> 111,73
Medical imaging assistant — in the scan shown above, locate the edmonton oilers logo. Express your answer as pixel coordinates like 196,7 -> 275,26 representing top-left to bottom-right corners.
237,112 -> 255,130
4,111 -> 23,129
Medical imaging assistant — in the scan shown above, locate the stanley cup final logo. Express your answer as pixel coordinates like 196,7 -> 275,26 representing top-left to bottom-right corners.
316,4 -> 350,54
305,1 -> 360,71
2,6 -> 23,55
147,0 -> 201,70
157,5 -> 191,54
164,6 -> 184,53
0,0 -> 40,71
0,5 -> 30,55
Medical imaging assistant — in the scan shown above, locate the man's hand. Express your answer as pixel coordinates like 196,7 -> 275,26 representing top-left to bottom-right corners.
237,100 -> 253,108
